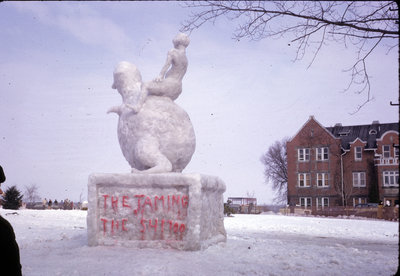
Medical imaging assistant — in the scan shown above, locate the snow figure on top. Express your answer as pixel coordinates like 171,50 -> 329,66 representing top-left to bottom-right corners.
125,33 -> 190,113
108,33 -> 196,174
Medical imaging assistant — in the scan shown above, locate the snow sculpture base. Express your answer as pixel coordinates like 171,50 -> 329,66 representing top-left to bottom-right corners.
87,173 -> 226,251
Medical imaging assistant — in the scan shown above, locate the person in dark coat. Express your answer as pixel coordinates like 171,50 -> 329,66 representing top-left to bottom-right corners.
0,165 -> 22,276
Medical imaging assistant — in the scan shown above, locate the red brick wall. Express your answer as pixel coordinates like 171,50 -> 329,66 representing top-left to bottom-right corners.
341,139 -> 375,206
287,118 -> 342,207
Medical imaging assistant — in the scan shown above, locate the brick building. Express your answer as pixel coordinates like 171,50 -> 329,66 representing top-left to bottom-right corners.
287,116 -> 399,209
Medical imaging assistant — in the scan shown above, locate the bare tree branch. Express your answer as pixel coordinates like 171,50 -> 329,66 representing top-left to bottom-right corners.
345,34 -> 384,114
181,1 -> 399,112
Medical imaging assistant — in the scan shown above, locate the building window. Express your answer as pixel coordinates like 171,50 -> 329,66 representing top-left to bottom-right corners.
299,197 -> 312,208
353,172 -> 366,187
394,146 -> 399,158
354,146 -> 362,161
316,197 -> 329,208
316,147 -> 329,161
353,197 -> 367,207
316,173 -> 329,187
383,171 -> 399,187
298,173 -> 311,187
298,148 -> 310,161
383,145 -> 391,158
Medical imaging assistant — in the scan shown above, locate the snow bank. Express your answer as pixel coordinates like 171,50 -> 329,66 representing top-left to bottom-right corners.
225,213 -> 398,243
1,209 -> 398,276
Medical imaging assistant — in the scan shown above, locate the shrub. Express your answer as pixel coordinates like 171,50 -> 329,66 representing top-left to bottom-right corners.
2,186 -> 23,210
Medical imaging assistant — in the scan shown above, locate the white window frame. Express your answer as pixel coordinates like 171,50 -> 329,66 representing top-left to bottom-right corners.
299,197 -> 312,208
354,146 -> 362,161
316,197 -> 329,208
316,147 -> 329,161
316,173 -> 329,187
353,172 -> 366,187
383,171 -> 399,187
353,197 -> 367,207
394,146 -> 399,158
298,148 -> 310,162
298,173 -> 311,187
383,145 -> 391,158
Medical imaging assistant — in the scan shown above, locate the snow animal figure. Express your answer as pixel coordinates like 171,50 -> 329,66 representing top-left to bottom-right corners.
108,34 -> 196,173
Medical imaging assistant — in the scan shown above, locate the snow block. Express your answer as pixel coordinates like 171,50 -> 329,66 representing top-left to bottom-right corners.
87,173 -> 226,250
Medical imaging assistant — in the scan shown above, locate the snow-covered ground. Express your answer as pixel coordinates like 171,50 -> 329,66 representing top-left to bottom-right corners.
1,209 -> 398,276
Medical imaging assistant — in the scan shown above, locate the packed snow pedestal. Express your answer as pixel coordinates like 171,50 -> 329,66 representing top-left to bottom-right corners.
87,173 -> 226,251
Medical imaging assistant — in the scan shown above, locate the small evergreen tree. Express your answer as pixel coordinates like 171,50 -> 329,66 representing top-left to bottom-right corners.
224,200 -> 235,216
2,186 -> 23,210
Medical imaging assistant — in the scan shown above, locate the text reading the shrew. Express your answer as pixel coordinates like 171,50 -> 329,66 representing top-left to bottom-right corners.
99,194 -> 189,240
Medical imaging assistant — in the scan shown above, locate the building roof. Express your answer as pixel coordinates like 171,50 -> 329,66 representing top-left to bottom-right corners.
288,115 -> 338,142
326,121 -> 399,150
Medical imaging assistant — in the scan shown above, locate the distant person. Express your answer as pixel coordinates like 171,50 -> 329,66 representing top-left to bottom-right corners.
48,199 -> 52,208
0,165 -> 5,185
0,165 -> 22,276
42,198 -> 48,208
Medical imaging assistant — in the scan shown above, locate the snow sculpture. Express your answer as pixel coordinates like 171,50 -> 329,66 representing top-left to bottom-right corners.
108,33 -> 195,173
88,33 -> 226,251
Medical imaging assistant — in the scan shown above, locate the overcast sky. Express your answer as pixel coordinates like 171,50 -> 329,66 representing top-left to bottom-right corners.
0,2 -> 398,204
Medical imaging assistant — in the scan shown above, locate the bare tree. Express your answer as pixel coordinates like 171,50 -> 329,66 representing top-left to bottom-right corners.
24,183 -> 40,204
181,1 -> 399,112
246,190 -> 255,198
332,155 -> 354,207
260,137 -> 289,204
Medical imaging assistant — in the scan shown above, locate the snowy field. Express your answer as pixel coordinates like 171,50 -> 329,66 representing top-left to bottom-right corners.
1,209 -> 398,276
